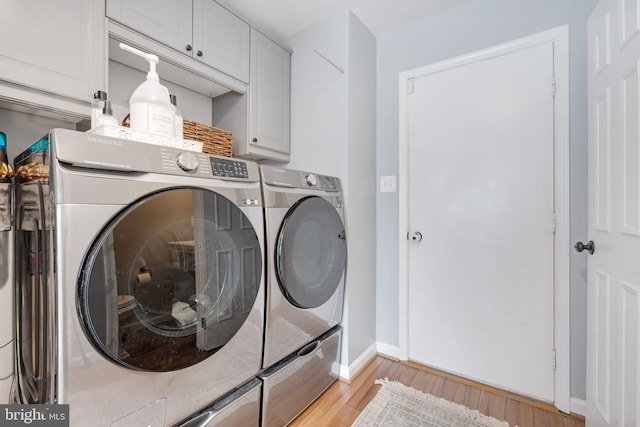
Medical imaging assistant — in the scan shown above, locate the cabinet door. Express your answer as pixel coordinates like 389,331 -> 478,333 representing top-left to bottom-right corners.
107,0 -> 192,55
193,0 -> 249,83
249,30 -> 290,156
0,0 -> 104,103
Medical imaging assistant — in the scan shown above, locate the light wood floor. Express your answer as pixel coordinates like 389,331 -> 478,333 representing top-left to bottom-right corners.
290,355 -> 585,427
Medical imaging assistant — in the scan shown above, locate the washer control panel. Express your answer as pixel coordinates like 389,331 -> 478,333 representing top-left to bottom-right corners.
210,157 -> 249,178
176,152 -> 199,171
54,130 -> 260,182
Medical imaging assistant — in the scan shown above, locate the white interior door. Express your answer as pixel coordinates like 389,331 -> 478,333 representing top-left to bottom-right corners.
405,41 -> 556,402
586,0 -> 640,425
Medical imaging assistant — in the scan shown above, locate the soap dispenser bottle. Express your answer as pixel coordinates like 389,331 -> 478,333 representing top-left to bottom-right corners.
170,94 -> 184,140
96,100 -> 118,127
90,90 -> 107,129
119,43 -> 175,137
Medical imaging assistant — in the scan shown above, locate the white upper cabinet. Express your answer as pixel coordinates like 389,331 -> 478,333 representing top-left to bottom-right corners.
193,0 -> 249,82
107,0 -> 249,83
106,0 -> 193,54
212,29 -> 291,162
106,0 -> 290,161
0,0 -> 105,119
249,29 -> 290,158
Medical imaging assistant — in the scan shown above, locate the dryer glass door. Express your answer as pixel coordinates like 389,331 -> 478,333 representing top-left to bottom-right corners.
78,188 -> 262,372
275,196 -> 346,308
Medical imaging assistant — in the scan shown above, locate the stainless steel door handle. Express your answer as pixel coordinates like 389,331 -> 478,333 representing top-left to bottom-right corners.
574,240 -> 595,255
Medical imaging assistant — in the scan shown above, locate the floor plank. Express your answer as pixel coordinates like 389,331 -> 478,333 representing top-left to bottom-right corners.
291,355 -> 585,427
326,406 -> 359,427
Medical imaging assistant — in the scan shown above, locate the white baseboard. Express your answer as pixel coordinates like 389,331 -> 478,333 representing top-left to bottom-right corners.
339,342 -> 377,381
339,341 -> 402,381
341,340 -> 587,419
376,342 -> 400,359
570,397 -> 586,416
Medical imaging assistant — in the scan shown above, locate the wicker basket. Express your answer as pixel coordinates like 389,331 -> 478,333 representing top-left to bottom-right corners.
183,119 -> 233,158
121,114 -> 233,158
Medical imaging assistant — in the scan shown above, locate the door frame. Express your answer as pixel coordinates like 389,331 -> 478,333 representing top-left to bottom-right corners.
397,25 -> 570,412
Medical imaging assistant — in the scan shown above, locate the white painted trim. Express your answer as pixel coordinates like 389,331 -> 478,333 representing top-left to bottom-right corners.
570,397 -> 587,416
376,342 -> 400,360
398,25 -> 571,413
339,363 -> 350,381
551,26 -> 572,415
339,343 -> 377,382
398,63 -> 410,362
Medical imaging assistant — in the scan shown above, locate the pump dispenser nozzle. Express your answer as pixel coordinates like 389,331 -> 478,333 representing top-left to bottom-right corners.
119,42 -> 160,80
118,42 -> 175,137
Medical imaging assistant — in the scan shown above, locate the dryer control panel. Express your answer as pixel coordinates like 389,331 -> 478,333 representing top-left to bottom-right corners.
299,173 -> 340,191
260,165 -> 341,192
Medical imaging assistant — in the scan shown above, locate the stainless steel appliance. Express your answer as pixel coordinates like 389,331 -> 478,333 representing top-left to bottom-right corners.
259,165 -> 346,426
0,131 -> 13,403
173,377 -> 262,427
259,326 -> 342,427
12,129 -> 264,426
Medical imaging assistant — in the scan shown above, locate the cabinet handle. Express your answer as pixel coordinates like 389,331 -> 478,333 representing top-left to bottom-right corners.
252,137 -> 258,143
197,50 -> 203,57
186,44 -> 192,52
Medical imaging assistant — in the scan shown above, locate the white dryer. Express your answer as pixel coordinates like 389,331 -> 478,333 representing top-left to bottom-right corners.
12,129 -> 264,426
259,166 -> 346,426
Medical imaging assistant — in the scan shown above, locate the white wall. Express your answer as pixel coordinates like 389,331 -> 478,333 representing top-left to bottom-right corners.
375,0 -> 596,400
346,14 -> 377,369
285,14 -> 349,177
285,11 -> 377,370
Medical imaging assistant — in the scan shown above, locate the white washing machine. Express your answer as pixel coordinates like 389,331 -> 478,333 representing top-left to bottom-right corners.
259,166 -> 346,426
12,129 -> 264,426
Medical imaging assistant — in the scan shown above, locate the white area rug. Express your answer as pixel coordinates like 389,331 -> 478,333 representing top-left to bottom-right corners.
351,378 -> 512,427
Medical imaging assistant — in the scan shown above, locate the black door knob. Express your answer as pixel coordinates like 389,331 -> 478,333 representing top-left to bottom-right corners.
186,45 -> 192,51
574,240 -> 595,255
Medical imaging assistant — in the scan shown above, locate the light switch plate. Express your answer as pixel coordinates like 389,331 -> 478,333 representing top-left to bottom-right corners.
380,175 -> 397,193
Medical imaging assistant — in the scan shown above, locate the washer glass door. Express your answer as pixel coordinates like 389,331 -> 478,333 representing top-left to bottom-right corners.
276,196 -> 346,309
78,188 -> 262,372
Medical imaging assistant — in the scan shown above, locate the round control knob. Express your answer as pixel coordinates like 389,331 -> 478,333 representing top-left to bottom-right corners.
176,152 -> 198,171
305,174 -> 317,186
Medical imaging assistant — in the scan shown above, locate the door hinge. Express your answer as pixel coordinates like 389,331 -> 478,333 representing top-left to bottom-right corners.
552,350 -> 557,371
551,76 -> 556,97
406,77 -> 415,94
552,211 -> 557,233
